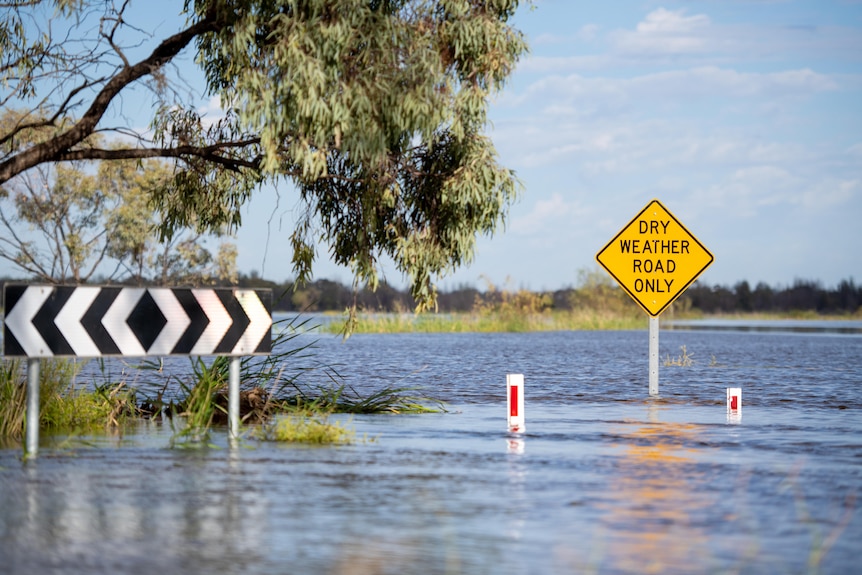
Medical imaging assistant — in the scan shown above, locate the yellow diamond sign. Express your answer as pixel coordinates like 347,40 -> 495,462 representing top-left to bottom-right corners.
596,199 -> 714,316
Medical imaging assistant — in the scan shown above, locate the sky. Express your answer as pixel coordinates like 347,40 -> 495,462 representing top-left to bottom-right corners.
4,0 -> 861,292
233,0 -> 862,292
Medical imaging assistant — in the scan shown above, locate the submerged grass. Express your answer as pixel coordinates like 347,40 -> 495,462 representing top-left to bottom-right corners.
274,383 -> 445,415
134,315 -> 444,447
663,345 -> 695,367
254,411 -> 356,445
166,357 -> 226,446
0,359 -> 27,438
0,314 -> 446,447
0,358 -> 138,441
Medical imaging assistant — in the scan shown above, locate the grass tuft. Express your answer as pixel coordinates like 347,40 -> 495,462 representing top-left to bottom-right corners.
1,358 -> 138,440
663,345 -> 695,367
256,412 -> 356,444
0,359 -> 27,438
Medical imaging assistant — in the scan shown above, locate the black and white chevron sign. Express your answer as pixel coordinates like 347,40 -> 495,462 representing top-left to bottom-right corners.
2,285 -> 272,358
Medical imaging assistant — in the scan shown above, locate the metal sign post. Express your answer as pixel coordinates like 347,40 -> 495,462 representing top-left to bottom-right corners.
649,317 -> 659,396
25,358 -> 40,457
229,357 -> 241,439
3,285 -> 272,456
596,199 -> 713,396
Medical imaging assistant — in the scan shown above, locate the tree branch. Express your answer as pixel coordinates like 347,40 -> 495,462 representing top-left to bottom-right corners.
53,140 -> 264,172
0,8 -> 220,184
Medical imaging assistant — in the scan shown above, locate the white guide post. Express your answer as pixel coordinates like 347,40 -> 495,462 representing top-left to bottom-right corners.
649,316 -> 659,396
25,358 -> 40,457
229,357 -> 240,439
727,387 -> 742,424
507,374 -> 525,433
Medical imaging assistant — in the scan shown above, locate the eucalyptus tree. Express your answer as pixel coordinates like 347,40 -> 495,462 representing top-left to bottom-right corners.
0,0 -> 528,309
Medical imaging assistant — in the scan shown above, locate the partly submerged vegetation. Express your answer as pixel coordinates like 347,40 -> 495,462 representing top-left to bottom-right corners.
663,345 -> 695,367
0,316 -> 443,447
254,412 -> 357,445
1,358 -> 138,440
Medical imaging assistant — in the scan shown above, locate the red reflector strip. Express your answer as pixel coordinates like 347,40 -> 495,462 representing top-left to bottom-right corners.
730,396 -> 738,410
510,385 -> 518,417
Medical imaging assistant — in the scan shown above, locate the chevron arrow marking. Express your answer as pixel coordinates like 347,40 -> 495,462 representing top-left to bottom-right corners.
146,289 -> 191,355
214,290 -> 248,353
190,289 -> 232,355
32,287 -> 75,355
80,287 -> 122,355
54,286 -> 102,357
5,285 -> 54,357
102,288 -> 147,356
3,285 -> 272,358
233,290 -> 272,354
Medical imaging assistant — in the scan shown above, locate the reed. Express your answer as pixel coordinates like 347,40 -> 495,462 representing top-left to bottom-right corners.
663,345 -> 695,367
275,383 -> 445,414
167,357 -> 226,446
146,315 -> 444,446
0,359 -> 27,438
0,358 -> 138,440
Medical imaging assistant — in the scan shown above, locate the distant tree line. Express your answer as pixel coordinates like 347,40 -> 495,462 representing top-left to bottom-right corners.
233,273 -> 861,316
683,279 -> 861,315
1,274 -> 859,316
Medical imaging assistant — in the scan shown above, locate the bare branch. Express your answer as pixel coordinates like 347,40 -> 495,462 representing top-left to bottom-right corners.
52,140 -> 263,172
0,8 -> 220,184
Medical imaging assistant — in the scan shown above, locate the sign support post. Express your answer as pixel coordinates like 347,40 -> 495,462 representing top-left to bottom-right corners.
229,357 -> 241,439
596,199 -> 713,397
649,317 -> 659,396
25,359 -> 40,457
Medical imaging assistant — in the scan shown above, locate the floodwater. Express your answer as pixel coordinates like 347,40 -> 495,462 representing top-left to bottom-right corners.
1,321 -> 861,574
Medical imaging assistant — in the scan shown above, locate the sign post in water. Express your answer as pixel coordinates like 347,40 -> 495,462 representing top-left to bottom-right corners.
596,199 -> 714,396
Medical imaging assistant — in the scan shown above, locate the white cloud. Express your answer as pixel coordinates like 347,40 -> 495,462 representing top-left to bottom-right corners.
577,24 -> 601,42
796,178 -> 860,209
524,67 -> 837,109
499,64 -> 841,128
611,8 -> 711,56
636,8 -> 710,35
510,193 -> 585,235
514,6 -> 862,77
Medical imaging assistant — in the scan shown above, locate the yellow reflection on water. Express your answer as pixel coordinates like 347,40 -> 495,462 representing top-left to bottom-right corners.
577,407 -> 712,573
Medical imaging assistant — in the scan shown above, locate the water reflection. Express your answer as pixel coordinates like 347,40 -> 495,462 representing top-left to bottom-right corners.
3,448 -> 271,573
506,436 -> 525,454
597,408 -> 711,574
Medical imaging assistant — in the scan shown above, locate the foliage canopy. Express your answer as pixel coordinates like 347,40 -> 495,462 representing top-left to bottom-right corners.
0,0 -> 528,309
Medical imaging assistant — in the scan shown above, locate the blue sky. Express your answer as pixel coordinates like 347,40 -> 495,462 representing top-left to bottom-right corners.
4,1 -> 861,292
235,0 -> 862,291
